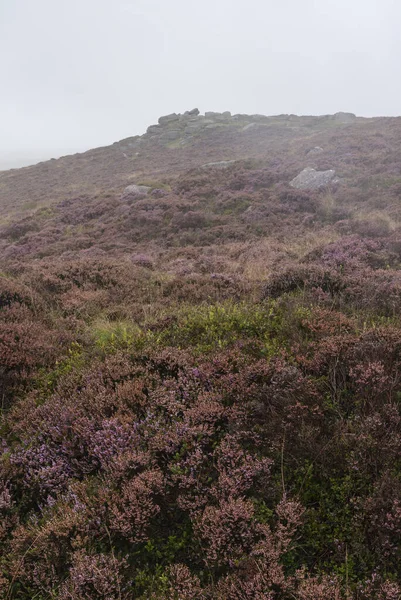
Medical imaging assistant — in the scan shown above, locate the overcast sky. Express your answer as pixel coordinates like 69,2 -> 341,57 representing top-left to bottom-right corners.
1,0 -> 400,165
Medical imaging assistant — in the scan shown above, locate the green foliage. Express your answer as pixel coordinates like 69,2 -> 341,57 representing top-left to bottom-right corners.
35,341 -> 85,396
155,301 -> 278,352
92,319 -> 146,354
289,461 -> 374,585
4,114 -> 401,599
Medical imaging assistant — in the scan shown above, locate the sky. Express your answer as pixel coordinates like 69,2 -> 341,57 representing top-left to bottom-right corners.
1,0 -> 400,167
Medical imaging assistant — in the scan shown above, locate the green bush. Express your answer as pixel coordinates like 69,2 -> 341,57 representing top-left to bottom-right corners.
156,301 -> 278,352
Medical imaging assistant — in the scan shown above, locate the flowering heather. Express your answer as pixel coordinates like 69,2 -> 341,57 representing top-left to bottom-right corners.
2,114 -> 401,597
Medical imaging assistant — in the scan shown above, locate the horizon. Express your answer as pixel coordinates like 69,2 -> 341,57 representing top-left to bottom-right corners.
1,108 -> 400,171
2,0 -> 401,165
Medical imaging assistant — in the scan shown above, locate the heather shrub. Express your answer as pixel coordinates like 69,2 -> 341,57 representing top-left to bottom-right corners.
0,294 -> 74,405
3,115 -> 401,599
350,213 -> 395,238
311,236 -> 388,270
172,211 -> 211,230
296,574 -> 343,599
0,343 -> 311,597
147,564 -> 203,600
58,551 -> 128,600
0,276 -> 36,310
263,264 -> 344,300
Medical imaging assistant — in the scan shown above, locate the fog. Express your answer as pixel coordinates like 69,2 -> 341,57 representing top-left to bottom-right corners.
1,0 -> 400,167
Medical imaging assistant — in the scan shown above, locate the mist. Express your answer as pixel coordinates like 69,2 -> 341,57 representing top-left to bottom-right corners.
1,0 -> 400,167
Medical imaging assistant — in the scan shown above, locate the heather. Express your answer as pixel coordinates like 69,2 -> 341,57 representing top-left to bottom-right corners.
1,114 -> 401,598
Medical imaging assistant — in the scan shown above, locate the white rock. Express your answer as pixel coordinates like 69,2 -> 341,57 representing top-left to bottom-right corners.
290,167 -> 336,190
307,146 -> 324,155
121,184 -> 151,200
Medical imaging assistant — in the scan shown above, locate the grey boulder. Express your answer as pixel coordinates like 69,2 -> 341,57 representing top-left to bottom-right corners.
205,111 -> 231,120
290,167 -> 336,190
147,124 -> 162,135
184,108 -> 200,116
160,130 -> 182,142
121,184 -> 151,200
158,113 -> 180,126
307,146 -> 324,155
333,112 -> 356,123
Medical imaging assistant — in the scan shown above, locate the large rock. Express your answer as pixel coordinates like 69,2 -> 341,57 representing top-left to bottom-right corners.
121,184 -> 151,200
333,112 -> 356,123
290,167 -> 336,190
187,115 -> 205,122
184,108 -> 200,116
205,111 -> 231,120
204,123 -> 226,130
158,113 -> 180,126
185,116 -> 206,126
184,118 -> 211,134
160,130 -> 182,142
185,126 -> 204,135
307,146 -> 324,155
147,124 -> 162,135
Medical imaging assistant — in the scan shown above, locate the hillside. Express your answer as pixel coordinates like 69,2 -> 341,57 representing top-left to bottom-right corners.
1,110 -> 401,599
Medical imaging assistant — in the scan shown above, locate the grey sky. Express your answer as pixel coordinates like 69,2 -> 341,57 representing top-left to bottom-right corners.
1,0 -> 400,165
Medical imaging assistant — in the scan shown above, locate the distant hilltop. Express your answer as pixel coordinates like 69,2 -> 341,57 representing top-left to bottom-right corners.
1,107 -> 387,220
142,109 -> 358,145
0,111 -> 360,171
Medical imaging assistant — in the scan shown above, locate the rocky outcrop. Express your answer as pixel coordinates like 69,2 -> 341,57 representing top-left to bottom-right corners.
290,167 -> 336,190
158,113 -> 180,126
160,130 -> 182,142
144,110 -> 359,147
146,110 -> 236,144
333,112 -> 357,124
147,125 -> 162,135
184,117 -> 210,134
121,184 -> 151,201
205,111 -> 231,120
184,108 -> 200,116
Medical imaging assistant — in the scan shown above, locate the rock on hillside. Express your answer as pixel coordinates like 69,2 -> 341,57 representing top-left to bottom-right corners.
290,167 -> 336,190
307,146 -> 324,155
2,108 -> 400,223
333,111 -> 357,123
121,184 -> 151,200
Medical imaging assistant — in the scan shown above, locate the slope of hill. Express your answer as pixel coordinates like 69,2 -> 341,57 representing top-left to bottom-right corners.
1,110 -> 401,599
